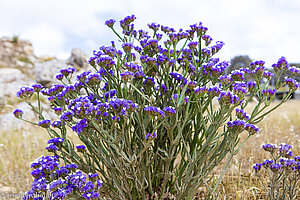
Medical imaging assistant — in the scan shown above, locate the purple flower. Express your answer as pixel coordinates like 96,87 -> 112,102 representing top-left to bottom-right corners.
285,78 -> 299,91
76,145 -> 86,153
144,106 -> 165,118
262,143 -> 278,153
97,180 -> 103,188
72,119 -> 89,134
247,81 -> 256,92
32,84 -> 43,92
13,109 -> 24,119
51,120 -> 65,128
218,91 -> 240,106
56,73 -> 64,80
272,56 -> 289,73
148,22 -> 160,32
208,87 -> 221,98
188,41 -> 198,50
230,70 -> 244,81
262,88 -> 276,97
227,120 -> 246,133
143,77 -> 155,87
253,163 -> 262,172
194,86 -> 208,97
235,109 -> 250,121
163,107 -> 176,117
288,66 -> 300,76
245,123 -> 259,135
202,34 -> 213,46
120,71 -> 135,81
122,42 -> 133,53
46,144 -> 58,153
145,132 -> 157,140
105,19 -> 116,28
269,163 -> 283,172
262,159 -> 274,167
169,72 -> 184,82
60,111 -> 73,122
252,66 -> 265,80
279,143 -> 293,158
16,86 -> 34,99
85,73 -> 102,86
53,107 -> 63,115
263,71 -> 274,80
48,138 -> 65,145
38,119 -> 51,128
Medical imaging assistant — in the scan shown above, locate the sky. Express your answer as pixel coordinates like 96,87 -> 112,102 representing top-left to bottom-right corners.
1,0 -> 300,67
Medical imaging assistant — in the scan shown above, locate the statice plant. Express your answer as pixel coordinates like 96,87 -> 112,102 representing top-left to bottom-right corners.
14,15 -> 299,199
253,143 -> 300,199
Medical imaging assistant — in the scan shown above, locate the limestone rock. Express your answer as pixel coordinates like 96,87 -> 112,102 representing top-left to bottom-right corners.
0,68 -> 34,98
67,48 -> 89,68
34,59 -> 70,87
0,36 -> 35,68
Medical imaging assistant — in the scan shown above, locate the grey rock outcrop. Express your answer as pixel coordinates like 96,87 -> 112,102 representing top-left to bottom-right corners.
67,48 -> 89,68
0,36 -> 35,68
34,59 -> 70,87
0,68 -> 34,98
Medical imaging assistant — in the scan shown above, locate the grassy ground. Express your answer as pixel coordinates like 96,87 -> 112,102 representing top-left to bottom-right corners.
0,100 -> 299,199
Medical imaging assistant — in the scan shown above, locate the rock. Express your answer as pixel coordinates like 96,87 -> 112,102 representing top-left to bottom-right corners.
34,59 -> 69,87
0,36 -> 36,68
0,68 -> 34,98
67,48 -> 89,68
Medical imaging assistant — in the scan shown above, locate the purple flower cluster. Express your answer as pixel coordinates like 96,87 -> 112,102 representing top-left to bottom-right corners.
227,120 -> 258,135
279,143 -> 293,158
235,109 -> 250,121
72,119 -> 89,134
272,56 -> 289,73
145,132 -> 157,140
285,78 -> 299,91
218,91 -> 240,106
163,106 -> 176,117
38,119 -> 51,128
76,145 -> 86,153
144,106 -> 165,118
13,109 -> 24,119
245,123 -> 259,135
227,120 -> 246,133
120,71 -> 135,81
16,86 -> 34,99
24,155 -> 102,200
253,143 -> 300,175
262,143 -> 278,153
262,88 -> 276,97
105,19 -> 116,28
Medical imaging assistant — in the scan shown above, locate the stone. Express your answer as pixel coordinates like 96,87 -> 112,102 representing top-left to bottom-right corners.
34,59 -> 69,87
67,48 -> 89,68
0,68 -> 34,98
0,36 -> 36,68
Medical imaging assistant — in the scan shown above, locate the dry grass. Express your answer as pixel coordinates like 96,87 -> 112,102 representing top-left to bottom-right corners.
0,100 -> 299,199
0,126 -> 47,194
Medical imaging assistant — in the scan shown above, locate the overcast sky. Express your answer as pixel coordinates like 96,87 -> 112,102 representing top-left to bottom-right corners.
1,0 -> 300,66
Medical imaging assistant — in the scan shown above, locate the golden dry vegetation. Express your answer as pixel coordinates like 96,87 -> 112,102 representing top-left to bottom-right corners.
0,100 -> 299,199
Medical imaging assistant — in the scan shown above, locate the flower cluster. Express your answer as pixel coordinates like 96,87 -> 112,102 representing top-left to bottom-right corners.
14,15 -> 298,199
253,143 -> 300,199
24,155 -> 102,200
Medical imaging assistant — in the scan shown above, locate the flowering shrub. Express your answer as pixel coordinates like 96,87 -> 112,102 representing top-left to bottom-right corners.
253,143 -> 300,199
14,15 -> 299,199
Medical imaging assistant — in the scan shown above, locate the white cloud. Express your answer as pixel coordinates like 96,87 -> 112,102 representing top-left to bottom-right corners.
0,0 -> 299,65
21,24 -> 66,58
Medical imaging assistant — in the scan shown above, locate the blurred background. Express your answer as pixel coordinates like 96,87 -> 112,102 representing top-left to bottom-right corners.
1,0 -> 300,65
